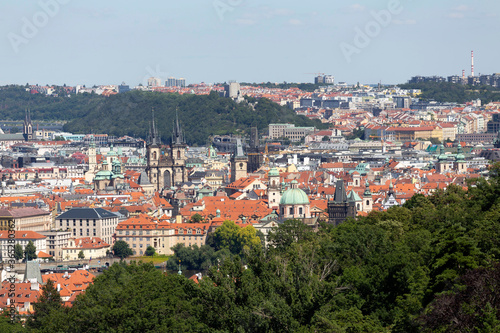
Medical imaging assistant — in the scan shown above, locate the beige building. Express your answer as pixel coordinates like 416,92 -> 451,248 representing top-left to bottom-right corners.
39,230 -> 72,260
115,214 -> 210,256
62,237 -> 110,260
0,207 -> 52,232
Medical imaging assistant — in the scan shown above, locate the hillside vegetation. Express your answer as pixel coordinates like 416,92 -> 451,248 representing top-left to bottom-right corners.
0,86 -> 325,145
399,81 -> 500,104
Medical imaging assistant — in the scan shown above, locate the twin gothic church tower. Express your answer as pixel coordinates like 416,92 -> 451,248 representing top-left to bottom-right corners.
145,111 -> 188,191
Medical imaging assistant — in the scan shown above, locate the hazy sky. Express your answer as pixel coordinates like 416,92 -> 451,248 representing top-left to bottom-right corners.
1,0 -> 498,86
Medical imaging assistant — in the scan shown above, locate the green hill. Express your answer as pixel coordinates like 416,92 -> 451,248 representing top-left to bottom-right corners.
0,85 -> 326,146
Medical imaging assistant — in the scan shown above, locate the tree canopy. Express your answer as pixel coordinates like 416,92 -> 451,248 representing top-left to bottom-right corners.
24,241 -> 37,261
0,86 -> 326,146
112,240 -> 133,259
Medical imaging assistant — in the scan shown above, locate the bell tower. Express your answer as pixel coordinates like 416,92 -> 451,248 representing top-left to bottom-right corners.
146,110 -> 161,189
267,167 -> 281,209
171,111 -> 187,185
230,139 -> 247,183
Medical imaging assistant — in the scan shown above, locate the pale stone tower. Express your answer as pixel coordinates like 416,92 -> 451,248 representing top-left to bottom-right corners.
230,138 -> 247,183
267,167 -> 281,208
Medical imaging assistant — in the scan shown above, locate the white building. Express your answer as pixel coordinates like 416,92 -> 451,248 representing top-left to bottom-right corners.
0,231 -> 47,261
62,237 -> 110,260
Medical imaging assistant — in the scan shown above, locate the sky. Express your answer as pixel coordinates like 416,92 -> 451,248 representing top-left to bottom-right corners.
0,0 -> 498,86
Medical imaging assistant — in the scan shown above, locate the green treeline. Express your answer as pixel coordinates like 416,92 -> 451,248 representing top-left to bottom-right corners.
0,86 -> 325,146
240,82 -> 329,92
6,164 -> 500,332
399,81 -> 500,104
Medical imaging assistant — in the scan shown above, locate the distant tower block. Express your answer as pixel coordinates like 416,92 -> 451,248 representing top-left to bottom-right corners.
471,50 -> 475,77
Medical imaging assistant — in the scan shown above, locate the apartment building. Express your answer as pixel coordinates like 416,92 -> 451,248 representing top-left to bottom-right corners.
55,208 -> 119,245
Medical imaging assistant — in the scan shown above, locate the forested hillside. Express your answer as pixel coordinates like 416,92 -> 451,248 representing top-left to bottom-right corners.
399,81 -> 500,104
0,86 -> 325,146
5,164 -> 500,332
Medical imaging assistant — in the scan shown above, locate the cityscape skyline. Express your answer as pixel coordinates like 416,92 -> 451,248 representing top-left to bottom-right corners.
1,0 -> 499,86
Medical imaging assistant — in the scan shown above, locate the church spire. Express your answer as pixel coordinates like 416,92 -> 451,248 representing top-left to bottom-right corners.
172,108 -> 183,145
149,108 -> 160,146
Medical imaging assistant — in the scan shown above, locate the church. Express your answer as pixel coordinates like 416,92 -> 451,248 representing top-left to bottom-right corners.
145,112 -> 188,191
0,110 -> 34,143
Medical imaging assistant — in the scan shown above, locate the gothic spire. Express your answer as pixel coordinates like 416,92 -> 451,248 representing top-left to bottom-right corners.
149,108 -> 160,146
172,108 -> 183,145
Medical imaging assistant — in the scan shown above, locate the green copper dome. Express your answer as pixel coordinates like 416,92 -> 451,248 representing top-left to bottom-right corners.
280,181 -> 309,205
268,168 -> 279,177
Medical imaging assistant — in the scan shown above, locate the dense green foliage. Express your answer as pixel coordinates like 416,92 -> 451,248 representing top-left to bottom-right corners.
24,241 -> 37,261
0,85 -> 325,146
26,279 -> 63,330
240,82 -> 330,92
144,246 -> 155,257
5,164 -> 500,332
14,244 -> 23,261
399,81 -> 500,104
112,240 -> 133,259
0,85 -> 104,121
166,220 -> 262,270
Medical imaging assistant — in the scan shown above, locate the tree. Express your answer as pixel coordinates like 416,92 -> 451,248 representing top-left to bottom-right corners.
112,240 -> 133,259
212,220 -> 261,255
267,219 -> 314,252
78,250 -> 85,259
27,279 -> 63,329
24,240 -> 37,261
189,213 -> 204,223
14,243 -> 23,261
145,246 -> 156,256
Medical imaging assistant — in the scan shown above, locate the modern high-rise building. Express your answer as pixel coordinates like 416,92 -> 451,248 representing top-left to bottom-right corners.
323,75 -> 335,84
167,77 -> 176,87
176,78 -> 186,87
147,77 -> 162,87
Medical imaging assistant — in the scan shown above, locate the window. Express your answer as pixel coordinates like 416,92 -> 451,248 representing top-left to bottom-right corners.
79,230 -> 83,236
73,220 -> 76,227
86,220 -> 89,227
133,244 -> 136,248
93,220 -> 96,226
289,207 -> 293,215
366,200 -> 370,206
80,221 -> 82,227
299,207 -> 303,215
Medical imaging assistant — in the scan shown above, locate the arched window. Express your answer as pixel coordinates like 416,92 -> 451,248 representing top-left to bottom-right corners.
289,207 -> 293,215
299,207 -> 303,215
357,203 -> 361,210
152,151 -> 157,160
366,200 -> 370,206
177,150 -> 181,159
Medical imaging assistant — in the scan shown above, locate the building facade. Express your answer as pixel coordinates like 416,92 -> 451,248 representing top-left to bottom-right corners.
0,208 -> 52,232
146,113 -> 188,190
55,208 -> 119,245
